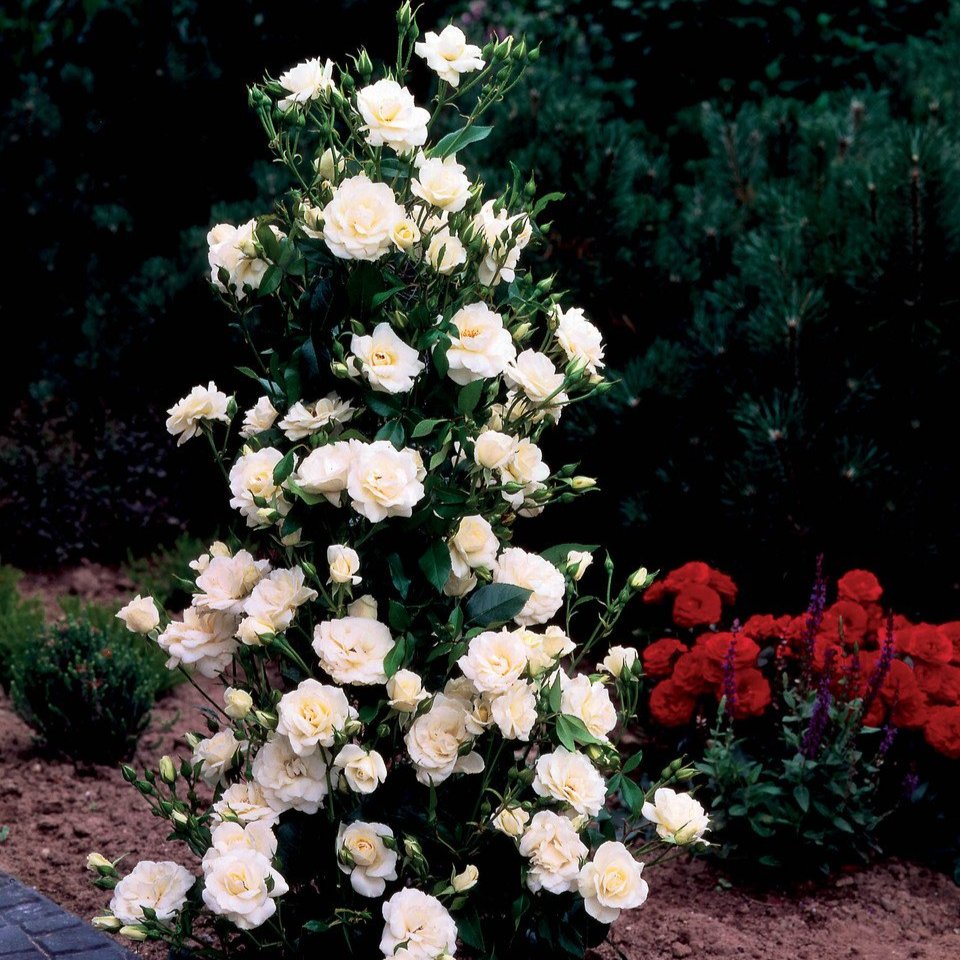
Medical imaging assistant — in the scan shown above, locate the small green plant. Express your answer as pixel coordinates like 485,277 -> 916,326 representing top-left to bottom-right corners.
10,617 -> 159,763
0,566 -> 45,690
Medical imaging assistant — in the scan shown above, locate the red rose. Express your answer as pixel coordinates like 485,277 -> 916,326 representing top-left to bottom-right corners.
671,648 -> 712,696
837,569 -> 883,605
662,562 -> 712,592
672,584 -> 723,628
819,600 -> 869,643
937,622 -> 960,664
915,663 -> 960,706
642,638 -> 687,678
649,679 -> 697,728
741,614 -> 791,642
924,706 -> 960,759
708,569 -> 738,604
898,624 -> 953,664
642,580 -> 670,605
700,632 -> 761,684
878,661 -> 928,730
718,667 -> 771,720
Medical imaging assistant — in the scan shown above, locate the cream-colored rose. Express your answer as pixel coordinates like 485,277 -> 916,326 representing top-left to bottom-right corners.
379,889 -> 457,959
449,514 -> 499,579
457,628 -> 528,695
278,393 -> 354,440
337,821 -> 398,897
292,440 -> 356,506
239,566 -> 317,640
157,608 -> 238,678
201,847 -> 288,930
601,645 -> 639,678
277,679 -> 357,755
500,438 -> 549,511
412,154 -> 471,212
392,217 -> 421,252
228,447 -> 291,528
193,730 -> 244,787
203,821 -> 277,869
471,199 -> 531,286
299,200 -> 324,239
109,861 -> 194,924
188,540 -> 231,575
518,810 -> 588,895
414,24 -> 485,87
312,616 -> 394,685
555,305 -> 605,376
386,669 -> 429,712
347,594 -> 378,619
533,747 -> 607,817
452,863 -> 479,892
333,744 -> 387,794
278,57 -> 334,111
314,147 -> 344,183
207,220 -> 277,300
446,302 -> 517,386
560,673 -> 617,741
519,625 -> 576,675
326,544 -> 361,585
321,174 -> 405,261
347,441 -> 426,522
442,570 -> 478,596
490,805 -> 530,838
116,595 -> 160,634
493,547 -> 566,626
473,430 -> 518,470
578,841 -> 647,923
356,79 -> 429,153
165,381 -> 230,445
251,734 -> 329,814
641,788 -> 710,845
565,550 -> 593,581
350,323 -> 424,394
404,694 -> 484,785
223,687 -> 254,720
194,550 -> 270,615
505,350 -> 568,419
212,782 -> 279,826
239,396 -> 279,438
490,680 -> 537,740
425,223 -> 467,275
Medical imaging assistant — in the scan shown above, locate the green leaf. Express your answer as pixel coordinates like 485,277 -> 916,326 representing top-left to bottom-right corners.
556,713 -> 603,748
547,671 -> 562,713
432,337 -> 451,378
619,776 -> 646,816
418,541 -> 452,593
456,910 -> 485,952
370,283 -> 406,310
429,124 -> 493,159
411,418 -> 446,438
257,264 -> 282,297
272,449 -> 296,485
793,784 -> 810,813
387,553 -> 411,600
457,379 -> 485,416
365,393 -> 403,418
375,419 -> 406,449
383,635 -> 407,678
388,600 -> 411,632
285,478 -> 324,506
622,751 -> 644,775
465,584 -> 531,627
346,262 -> 385,314
540,543 -> 599,568
256,221 -> 283,262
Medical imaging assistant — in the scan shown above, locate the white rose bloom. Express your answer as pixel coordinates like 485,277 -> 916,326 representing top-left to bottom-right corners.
239,397 -> 279,438
350,323 -> 425,394
203,821 -> 277,870
278,57 -> 334,111
449,514 -> 499,579
474,430 -> 519,470
313,616 -> 394,685
189,540 -> 231,575
228,447 -> 291,528
555,305 -> 605,376
277,679 -> 357,756
223,687 -> 254,720
562,551 -> 591,582
327,544 -> 361,585
278,393 -> 354,440
578,842 -> 647,924
157,608 -> 238,678
414,24 -> 485,86
347,441 -> 426,522
333,745 -> 387,794
518,810 -> 589,895
443,678 -> 495,737
500,438 -> 550,510
207,220 -> 276,300
165,381 -> 230,445
490,681 -> 537,741
386,669 -> 429,712
560,673 -> 618,741
337,821 -> 398,897
193,730 -> 244,787
109,861 -> 194,924
505,350 -> 568,419
412,154 -> 471,212
380,889 -> 457,959
239,566 -> 318,641
299,200 -> 324,240
641,788 -> 710,845
442,570 -> 478,597
445,302 -> 517,386
347,594 -> 379,619
314,147 -> 345,183
533,747 -> 607,817
425,223 -> 467,275
404,694 -> 484,785
356,79 -> 429,153
201,848 -> 288,930
601,645 -> 639,678
252,734 -> 329,814
194,550 -> 270,615
471,199 -> 531,286
212,782 -> 279,826
116,595 -> 160,634
292,440 -> 356,506
321,174 -> 405,261
493,547 -> 566,626
457,628 -> 528,695
392,217 -> 421,252
490,805 -> 530,838
519,625 -> 576,675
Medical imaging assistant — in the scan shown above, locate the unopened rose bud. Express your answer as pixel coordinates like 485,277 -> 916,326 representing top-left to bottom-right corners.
171,810 -> 189,826
565,550 -> 593,581
403,837 -> 424,860
184,733 -> 201,750
119,926 -> 148,942
586,744 -> 604,762
452,864 -> 479,893
91,915 -> 122,932
158,755 -> 177,784
343,718 -> 363,737
86,853 -> 116,875
629,567 -> 650,590
347,594 -> 378,619
490,805 -> 529,837
224,687 -> 254,720
356,48 -> 374,81
511,321 -> 532,342
254,710 -> 278,729
570,476 -> 596,490
331,361 -> 352,379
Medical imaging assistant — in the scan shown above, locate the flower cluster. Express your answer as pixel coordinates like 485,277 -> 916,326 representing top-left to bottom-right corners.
101,9 -> 706,960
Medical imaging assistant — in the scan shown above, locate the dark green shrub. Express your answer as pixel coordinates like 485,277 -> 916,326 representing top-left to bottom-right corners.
0,566 -> 44,689
10,617 -> 159,763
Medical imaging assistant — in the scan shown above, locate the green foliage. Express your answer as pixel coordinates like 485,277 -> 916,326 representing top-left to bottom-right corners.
10,617 -> 159,763
0,566 -> 44,690
122,534 -> 207,610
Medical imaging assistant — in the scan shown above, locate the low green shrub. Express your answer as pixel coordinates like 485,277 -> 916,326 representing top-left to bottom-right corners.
0,566 -> 44,690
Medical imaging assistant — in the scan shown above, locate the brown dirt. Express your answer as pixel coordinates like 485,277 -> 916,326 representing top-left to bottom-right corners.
18,561 -> 134,618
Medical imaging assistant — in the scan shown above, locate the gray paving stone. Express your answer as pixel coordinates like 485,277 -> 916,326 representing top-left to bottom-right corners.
37,927 -> 110,956
0,926 -> 34,956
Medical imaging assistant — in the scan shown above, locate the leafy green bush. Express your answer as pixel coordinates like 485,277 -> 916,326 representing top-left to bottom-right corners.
10,617 -> 159,763
0,566 -> 44,690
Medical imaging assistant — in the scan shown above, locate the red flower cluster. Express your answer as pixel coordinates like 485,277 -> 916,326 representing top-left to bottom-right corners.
642,564 -> 960,758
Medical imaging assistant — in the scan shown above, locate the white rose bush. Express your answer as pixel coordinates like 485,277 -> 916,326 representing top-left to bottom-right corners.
90,7 -> 709,958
